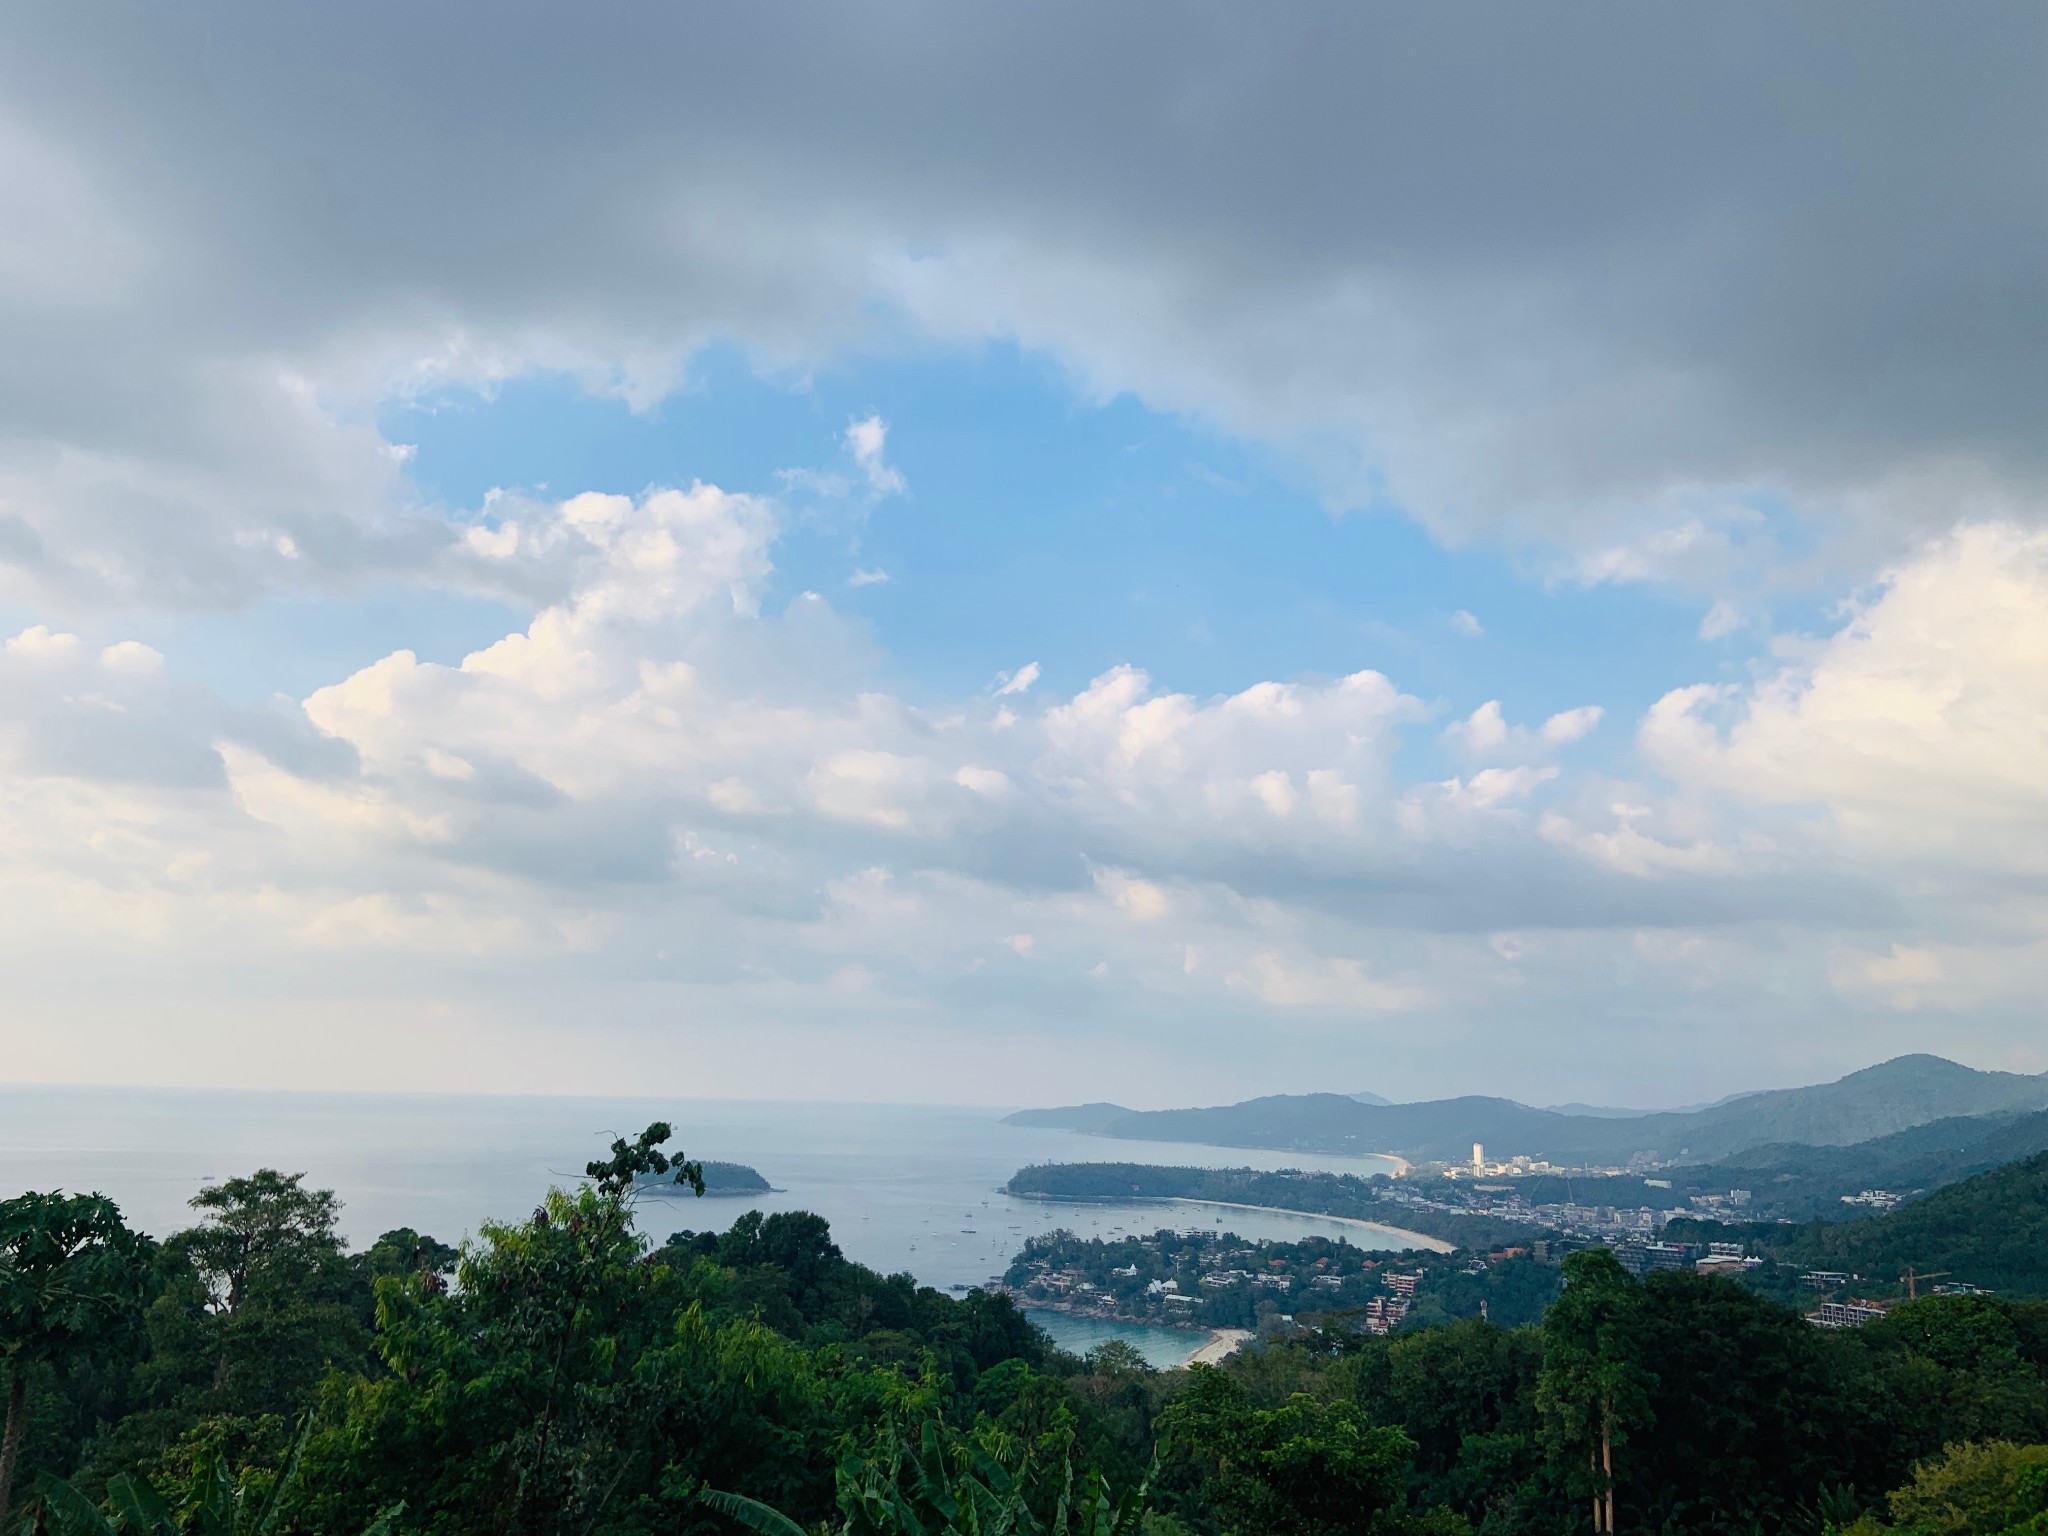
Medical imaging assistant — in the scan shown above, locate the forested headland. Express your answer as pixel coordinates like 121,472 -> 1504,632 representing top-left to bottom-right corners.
3,1124 -> 2046,1536
1004,1164 -> 1528,1252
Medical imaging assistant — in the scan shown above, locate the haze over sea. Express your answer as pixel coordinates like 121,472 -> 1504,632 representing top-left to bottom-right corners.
0,1086 -> 1414,1366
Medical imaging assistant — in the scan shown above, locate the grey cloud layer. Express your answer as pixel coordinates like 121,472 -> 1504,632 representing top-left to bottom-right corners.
1,1 -> 2042,605
1,4 -> 2043,1098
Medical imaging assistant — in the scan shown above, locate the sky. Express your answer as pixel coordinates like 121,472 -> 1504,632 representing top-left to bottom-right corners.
0,2 -> 2044,1108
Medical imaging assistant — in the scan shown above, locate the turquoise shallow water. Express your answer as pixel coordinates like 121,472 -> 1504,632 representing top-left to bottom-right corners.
1027,1311 -> 1209,1369
0,1086 -> 1420,1358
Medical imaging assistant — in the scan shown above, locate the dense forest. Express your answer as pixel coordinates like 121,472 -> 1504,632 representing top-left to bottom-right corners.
3,1125 -> 2046,1535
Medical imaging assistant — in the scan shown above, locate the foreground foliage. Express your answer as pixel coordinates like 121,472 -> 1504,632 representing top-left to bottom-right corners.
3,1128 -> 2045,1535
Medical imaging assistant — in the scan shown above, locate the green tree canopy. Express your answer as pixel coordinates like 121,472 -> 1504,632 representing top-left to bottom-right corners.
1537,1249 -> 1653,1535
0,1192 -> 154,1528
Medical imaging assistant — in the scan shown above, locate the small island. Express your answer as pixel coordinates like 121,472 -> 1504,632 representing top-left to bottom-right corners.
637,1160 -> 774,1196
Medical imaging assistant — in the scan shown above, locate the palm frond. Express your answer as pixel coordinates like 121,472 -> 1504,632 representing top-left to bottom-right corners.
696,1486 -> 813,1536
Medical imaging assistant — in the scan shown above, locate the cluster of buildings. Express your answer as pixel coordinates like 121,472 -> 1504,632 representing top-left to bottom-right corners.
1809,1298 -> 1892,1329
1684,1189 -> 1754,1215
1449,1143 -> 1576,1179
1174,1268 -> 1298,1294
1607,1239 -> 1762,1279
1797,1270 -> 1992,1328
1444,1142 -> 1643,1181
1523,1236 -> 1762,1280
1355,1268 -> 1422,1334
1375,1178 -> 1677,1239
1385,1152 -> 1758,1241
1004,1230 -> 1438,1337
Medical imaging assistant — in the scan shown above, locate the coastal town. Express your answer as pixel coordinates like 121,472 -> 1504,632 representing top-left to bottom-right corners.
998,1206 -> 1992,1349
999,1227 -> 1534,1342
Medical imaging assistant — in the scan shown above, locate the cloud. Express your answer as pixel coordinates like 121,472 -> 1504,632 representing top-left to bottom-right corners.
1698,599 -> 1743,641
0,5 -> 2036,611
2,491 -> 2047,1098
6,625 -> 86,662
1641,523 -> 2048,870
1537,805 -> 1737,880
0,0 -> 2042,1102
1095,868 -> 1171,922
1227,950 -> 1430,1015
1449,610 -> 1484,638
848,568 -> 891,587
993,661 -> 1040,696
1541,706 -> 1604,746
844,415 -> 907,497
1442,700 -> 1604,760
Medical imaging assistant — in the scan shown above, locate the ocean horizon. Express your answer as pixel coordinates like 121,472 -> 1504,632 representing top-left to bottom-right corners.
0,1083 -> 1421,1366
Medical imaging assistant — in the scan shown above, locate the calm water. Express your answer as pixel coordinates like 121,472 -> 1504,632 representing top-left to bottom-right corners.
0,1087 -> 1424,1366
1028,1313 -> 1212,1369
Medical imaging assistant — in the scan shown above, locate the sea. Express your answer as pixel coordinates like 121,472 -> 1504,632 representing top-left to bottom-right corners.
0,1086 -> 1423,1369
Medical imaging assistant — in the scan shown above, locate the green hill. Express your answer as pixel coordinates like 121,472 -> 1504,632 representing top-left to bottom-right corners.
1677,1108 -> 2048,1218
1671,1149 -> 2048,1297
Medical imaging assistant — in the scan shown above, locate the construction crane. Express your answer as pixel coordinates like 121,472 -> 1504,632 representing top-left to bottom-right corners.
1901,1267 -> 1951,1301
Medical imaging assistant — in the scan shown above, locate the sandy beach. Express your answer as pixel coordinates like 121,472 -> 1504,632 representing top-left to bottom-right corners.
1161,1198 -> 1453,1253
1187,1328 -> 1254,1366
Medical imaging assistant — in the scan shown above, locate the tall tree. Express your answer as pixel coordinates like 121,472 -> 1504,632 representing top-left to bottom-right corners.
1537,1250 -> 1654,1534
0,1192 -> 154,1529
175,1170 -> 346,1319
150,1169 -> 369,1429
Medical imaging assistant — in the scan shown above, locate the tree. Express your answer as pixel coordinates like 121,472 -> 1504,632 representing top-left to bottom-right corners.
175,1172 -> 346,1319
29,1425 -> 406,1536
1537,1250 -> 1654,1535
1366,1317 -> 1546,1519
1083,1341 -> 1154,1377
307,1121 -> 706,1535
0,1192 -> 154,1530
361,1227 -> 460,1290
586,1121 -> 704,1201
1837,1440 -> 2048,1536
700,1412 -> 1152,1536
1157,1366 -> 1430,1536
145,1171 -> 369,1432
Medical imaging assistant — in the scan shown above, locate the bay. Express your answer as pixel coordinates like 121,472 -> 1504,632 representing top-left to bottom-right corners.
0,1085 -> 1430,1366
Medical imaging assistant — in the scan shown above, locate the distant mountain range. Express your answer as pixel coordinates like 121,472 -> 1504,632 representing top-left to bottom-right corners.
1004,1056 -> 2048,1166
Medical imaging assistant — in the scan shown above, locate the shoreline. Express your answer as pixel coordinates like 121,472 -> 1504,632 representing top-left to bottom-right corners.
1164,1197 -> 1453,1252
1018,1303 -> 1251,1370
1010,1192 -> 1453,1253
1186,1328 -> 1254,1366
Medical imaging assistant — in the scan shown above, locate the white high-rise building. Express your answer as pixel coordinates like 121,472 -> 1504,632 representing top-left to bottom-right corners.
1472,1142 -> 1484,1174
